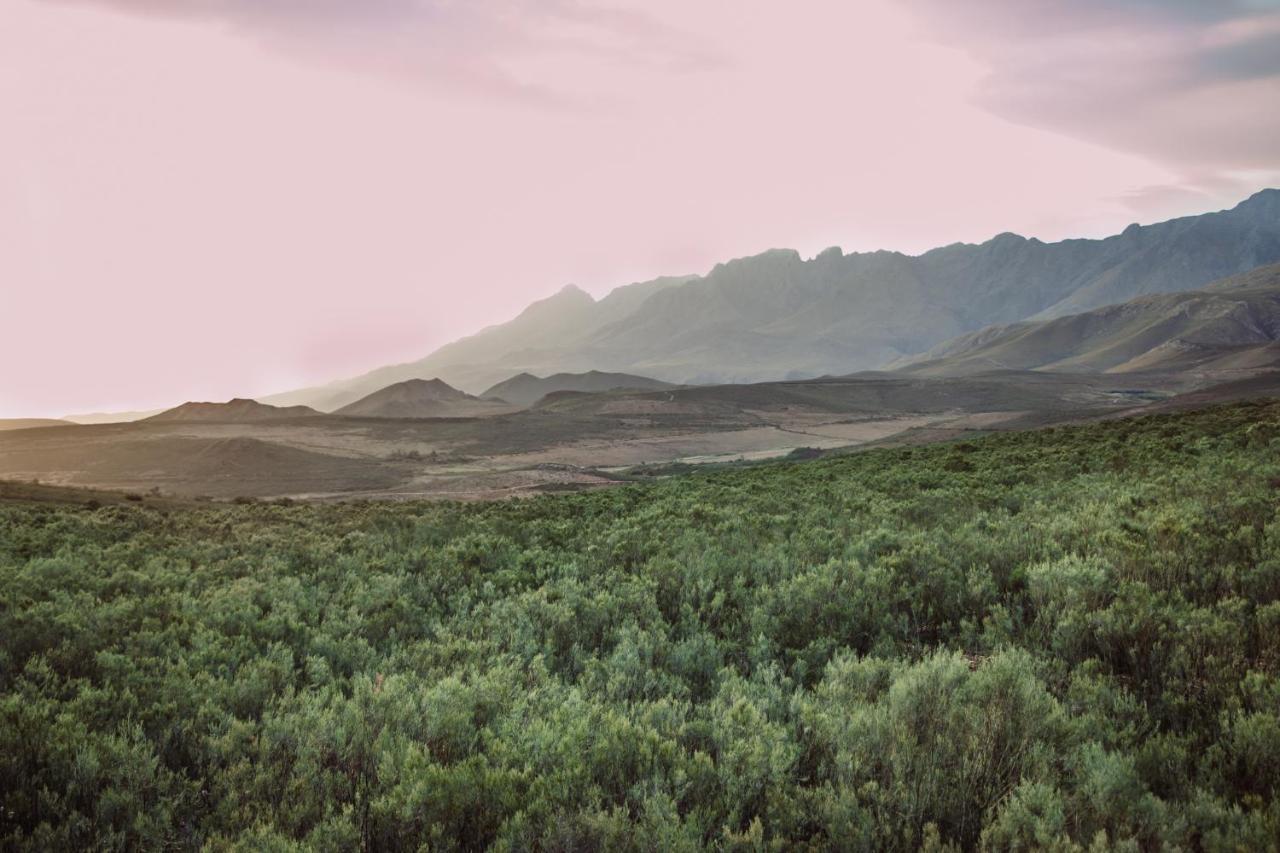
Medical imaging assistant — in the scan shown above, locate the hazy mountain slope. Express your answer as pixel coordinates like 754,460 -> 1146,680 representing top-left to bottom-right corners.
266,189 -> 1280,405
146,399 -> 322,423
480,370 -> 676,406
262,275 -> 694,410
569,248 -> 951,382
63,409 -> 166,425
897,263 -> 1280,376
1033,189 -> 1280,319
421,276 -> 695,372
335,378 -> 511,419
0,419 -> 74,432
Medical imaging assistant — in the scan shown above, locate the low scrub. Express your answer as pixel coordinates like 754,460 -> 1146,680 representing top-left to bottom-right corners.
2,401 -> 1280,849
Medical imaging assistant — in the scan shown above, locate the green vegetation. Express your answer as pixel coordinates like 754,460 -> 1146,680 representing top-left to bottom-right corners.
3,401 -> 1280,850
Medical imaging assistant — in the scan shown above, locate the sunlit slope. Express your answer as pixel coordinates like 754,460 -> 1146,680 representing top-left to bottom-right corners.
899,262 -> 1280,376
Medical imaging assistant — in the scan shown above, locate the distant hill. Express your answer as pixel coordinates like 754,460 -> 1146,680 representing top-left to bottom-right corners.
480,370 -> 677,406
145,398 -> 322,423
896,263 -> 1280,376
0,419 -> 74,432
263,189 -> 1280,406
0,434 -> 399,498
63,409 -> 166,425
335,378 -> 512,419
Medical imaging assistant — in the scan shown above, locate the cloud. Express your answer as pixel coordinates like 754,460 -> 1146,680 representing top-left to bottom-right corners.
902,0 -> 1280,200
33,0 -> 718,106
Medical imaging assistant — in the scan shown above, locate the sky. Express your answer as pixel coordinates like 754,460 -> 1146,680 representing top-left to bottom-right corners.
3,0 -> 1279,418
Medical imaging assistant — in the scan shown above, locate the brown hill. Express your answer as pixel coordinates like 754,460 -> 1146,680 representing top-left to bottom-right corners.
146,398 -> 322,423
480,370 -> 676,407
0,434 -> 400,498
335,379 -> 513,419
0,419 -> 75,432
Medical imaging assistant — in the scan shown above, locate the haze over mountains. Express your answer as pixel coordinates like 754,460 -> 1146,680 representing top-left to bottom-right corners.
64,409 -> 166,425
264,277 -> 697,411
265,189 -> 1280,411
8,255 -> 1280,499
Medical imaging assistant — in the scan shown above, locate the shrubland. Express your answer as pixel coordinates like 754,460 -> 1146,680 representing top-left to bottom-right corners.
2,401 -> 1280,850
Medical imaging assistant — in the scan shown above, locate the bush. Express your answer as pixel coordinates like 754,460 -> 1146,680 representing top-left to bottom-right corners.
1,400 -> 1278,848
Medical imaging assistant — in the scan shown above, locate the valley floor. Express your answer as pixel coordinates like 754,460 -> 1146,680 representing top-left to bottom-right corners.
5,367 -> 1270,502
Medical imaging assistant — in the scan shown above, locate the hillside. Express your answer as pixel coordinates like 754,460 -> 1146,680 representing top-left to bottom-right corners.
145,398 -> 322,423
334,378 -> 512,419
897,262 -> 1280,376
0,418 -> 74,432
62,409 -> 166,425
480,370 -> 676,406
0,434 -> 398,497
264,189 -> 1280,406
4,400 -> 1279,849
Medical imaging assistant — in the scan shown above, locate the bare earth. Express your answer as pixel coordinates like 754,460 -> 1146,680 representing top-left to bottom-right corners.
2,369 -> 1273,501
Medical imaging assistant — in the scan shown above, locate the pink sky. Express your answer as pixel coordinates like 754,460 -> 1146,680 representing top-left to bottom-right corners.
3,0 -> 1278,418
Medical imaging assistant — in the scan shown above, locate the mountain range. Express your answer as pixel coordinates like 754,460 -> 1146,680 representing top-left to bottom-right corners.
111,255 -> 1280,434
263,189 -> 1280,411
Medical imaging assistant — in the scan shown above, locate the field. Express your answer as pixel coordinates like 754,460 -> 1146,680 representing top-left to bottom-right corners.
2,400 -> 1279,849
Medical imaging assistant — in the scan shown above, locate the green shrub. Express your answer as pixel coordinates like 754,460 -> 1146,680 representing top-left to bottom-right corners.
1,400 -> 1278,849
